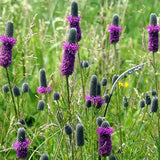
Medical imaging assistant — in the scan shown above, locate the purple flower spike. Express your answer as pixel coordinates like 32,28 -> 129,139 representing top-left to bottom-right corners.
85,95 -> 104,108
97,127 -> 114,157
37,86 -> 51,94
147,25 -> 160,52
67,15 -> 81,42
108,25 -> 121,44
0,35 -> 16,67
13,139 -> 30,159
61,42 -> 79,77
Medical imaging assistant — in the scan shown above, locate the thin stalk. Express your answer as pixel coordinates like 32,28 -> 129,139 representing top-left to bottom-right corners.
17,97 -> 20,118
5,67 -> 17,118
80,147 -> 83,160
66,76 -> 71,123
77,49 -> 85,102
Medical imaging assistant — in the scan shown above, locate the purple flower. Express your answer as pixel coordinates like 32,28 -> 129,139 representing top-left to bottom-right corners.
67,15 -> 81,42
0,35 -> 16,67
13,139 -> 30,159
97,127 -> 114,157
61,42 -> 79,77
108,25 -> 121,44
37,86 -> 51,94
147,25 -> 160,52
85,95 -> 104,108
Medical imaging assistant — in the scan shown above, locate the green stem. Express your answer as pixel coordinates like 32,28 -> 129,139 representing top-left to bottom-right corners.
77,49 -> 85,103
80,147 -> 83,160
17,97 -> 20,118
5,67 -> 17,118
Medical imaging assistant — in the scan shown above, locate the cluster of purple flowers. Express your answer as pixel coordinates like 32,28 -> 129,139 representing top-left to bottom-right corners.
97,126 -> 114,157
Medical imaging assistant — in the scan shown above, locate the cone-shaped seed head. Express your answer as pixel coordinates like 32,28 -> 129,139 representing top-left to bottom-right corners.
67,28 -> 77,43
139,99 -> 145,108
65,124 -> 72,135
145,93 -> 151,105
39,69 -> 47,87
112,14 -> 119,26
40,153 -> 49,160
112,74 -> 119,84
22,83 -> 29,93
53,91 -> 60,100
123,97 -> 128,107
151,97 -> 158,112
71,0 -> 78,17
18,118 -> 25,125
13,86 -> 20,97
104,94 -> 110,103
82,61 -> 89,68
85,100 -> 91,108
2,84 -> 9,93
5,20 -> 14,37
101,121 -> 110,128
76,123 -> 84,146
151,89 -> 157,96
150,13 -> 157,25
96,82 -> 101,96
96,117 -> 103,127
101,77 -> 107,86
37,100 -> 45,110
89,75 -> 97,96
109,154 -> 116,160
17,127 -> 25,142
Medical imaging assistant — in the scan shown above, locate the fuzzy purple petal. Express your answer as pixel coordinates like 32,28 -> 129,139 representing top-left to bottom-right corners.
37,86 -> 51,94
85,95 -> 104,108
147,25 -> 160,52
13,139 -> 30,159
67,15 -> 81,41
108,25 -> 121,44
61,42 -> 79,77
0,35 -> 16,67
97,127 -> 114,157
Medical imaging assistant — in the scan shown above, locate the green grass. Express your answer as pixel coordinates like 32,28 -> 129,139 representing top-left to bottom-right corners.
0,0 -> 160,159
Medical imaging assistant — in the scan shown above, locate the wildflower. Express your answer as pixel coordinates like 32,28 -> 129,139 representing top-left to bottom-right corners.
37,100 -> 45,111
0,21 -> 16,67
112,74 -> 119,84
22,83 -> 29,93
85,100 -> 91,108
101,77 -> 107,86
109,154 -> 116,160
18,118 -> 25,125
145,93 -> 151,105
97,121 -> 114,157
64,124 -> 72,135
67,1 -> 81,41
61,28 -> 79,77
151,97 -> 158,112
96,117 -> 104,127
2,84 -> 9,93
151,89 -> 157,96
139,99 -> 145,108
37,69 -> 51,94
13,86 -> 20,97
81,60 -> 89,68
53,91 -> 60,100
123,97 -> 129,107
40,153 -> 49,160
108,14 -> 121,44
124,82 -> 129,88
76,123 -> 84,146
147,13 -> 160,52
13,127 -> 30,159
104,94 -> 110,104
96,82 -> 101,96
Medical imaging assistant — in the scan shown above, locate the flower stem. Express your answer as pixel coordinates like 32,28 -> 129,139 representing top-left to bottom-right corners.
66,76 -> 71,123
77,49 -> 85,103
5,67 -> 17,118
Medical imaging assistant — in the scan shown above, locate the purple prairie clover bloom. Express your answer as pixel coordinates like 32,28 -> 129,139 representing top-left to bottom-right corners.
13,139 -> 30,159
67,15 -> 81,41
108,25 -> 121,44
97,127 -> 114,157
61,42 -> 79,77
37,86 -> 51,94
147,25 -> 160,52
0,35 -> 16,67
85,95 -> 105,108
